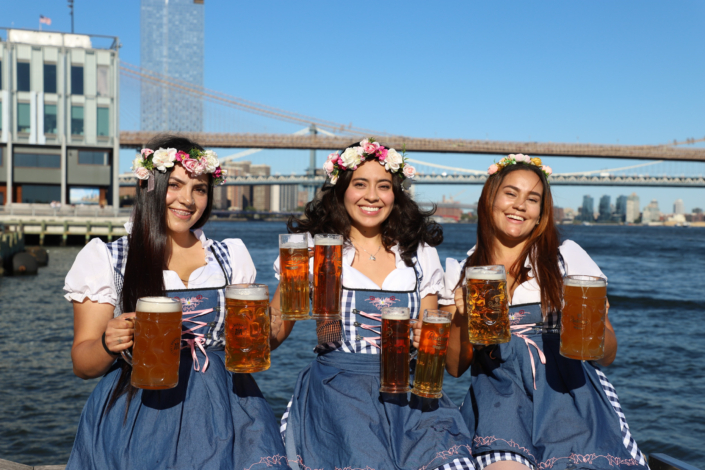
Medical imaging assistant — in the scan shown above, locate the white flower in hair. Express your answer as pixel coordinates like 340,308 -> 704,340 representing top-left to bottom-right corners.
152,148 -> 177,172
340,147 -> 362,169
202,150 -> 220,173
385,148 -> 404,172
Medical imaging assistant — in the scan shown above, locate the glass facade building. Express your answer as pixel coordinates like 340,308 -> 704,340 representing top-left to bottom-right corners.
140,0 -> 205,132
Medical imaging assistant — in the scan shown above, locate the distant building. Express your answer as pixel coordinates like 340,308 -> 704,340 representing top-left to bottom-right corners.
250,164 -> 271,211
625,193 -> 640,223
642,199 -> 661,223
554,206 -> 565,224
598,195 -> 611,221
581,195 -> 594,221
141,0 -> 204,132
674,199 -> 685,215
613,195 -> 627,222
0,29 -> 120,206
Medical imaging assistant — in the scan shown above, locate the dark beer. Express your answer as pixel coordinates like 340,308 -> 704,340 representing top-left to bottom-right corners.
224,284 -> 271,373
312,234 -> 343,320
466,266 -> 510,345
129,297 -> 182,390
380,307 -> 411,394
412,310 -> 451,399
279,234 -> 311,321
560,275 -> 607,360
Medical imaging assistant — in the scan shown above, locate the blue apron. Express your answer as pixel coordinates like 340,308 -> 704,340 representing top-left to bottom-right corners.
66,247 -> 289,470
460,303 -> 648,470
285,264 -> 475,470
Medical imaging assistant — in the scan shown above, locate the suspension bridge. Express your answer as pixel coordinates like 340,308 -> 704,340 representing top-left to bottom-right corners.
118,62 -> 705,188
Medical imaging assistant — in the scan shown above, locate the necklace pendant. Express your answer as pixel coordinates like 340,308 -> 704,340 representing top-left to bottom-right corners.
369,255 -> 376,261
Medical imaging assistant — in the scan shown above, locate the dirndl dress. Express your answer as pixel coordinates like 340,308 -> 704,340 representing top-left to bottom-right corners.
461,302 -> 649,470
66,237 -> 289,470
281,257 -> 476,470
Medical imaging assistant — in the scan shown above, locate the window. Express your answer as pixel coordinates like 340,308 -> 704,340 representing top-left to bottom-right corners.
17,103 -> 31,133
44,104 -> 57,134
44,64 -> 57,93
78,151 -> 107,165
71,65 -> 84,95
97,107 -> 110,136
97,65 -> 109,96
21,185 -> 61,203
17,62 -> 30,92
71,106 -> 84,135
15,153 -> 61,168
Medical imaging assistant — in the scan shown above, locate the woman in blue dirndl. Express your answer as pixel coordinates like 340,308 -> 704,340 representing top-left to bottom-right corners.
63,135 -> 288,470
271,139 -> 476,470
440,156 -> 649,470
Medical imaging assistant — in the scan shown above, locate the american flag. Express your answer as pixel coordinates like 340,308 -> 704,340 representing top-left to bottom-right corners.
39,15 -> 52,25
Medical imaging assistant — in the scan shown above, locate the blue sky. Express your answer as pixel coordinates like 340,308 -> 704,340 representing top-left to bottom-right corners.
4,1 -> 704,212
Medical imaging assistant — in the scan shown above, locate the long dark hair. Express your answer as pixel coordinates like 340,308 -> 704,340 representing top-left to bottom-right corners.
108,135 -> 213,415
288,157 -> 443,266
462,164 -> 562,314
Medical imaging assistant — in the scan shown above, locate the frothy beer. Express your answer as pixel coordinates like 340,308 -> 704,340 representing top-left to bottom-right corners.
279,234 -> 311,321
131,297 -> 182,390
225,284 -> 271,373
312,234 -> 343,320
380,307 -> 411,394
412,311 -> 451,399
466,266 -> 510,345
560,275 -> 607,361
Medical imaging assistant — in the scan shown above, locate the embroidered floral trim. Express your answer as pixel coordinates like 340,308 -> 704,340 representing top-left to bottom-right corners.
474,436 -> 644,469
243,455 -> 289,470
291,445 -> 473,470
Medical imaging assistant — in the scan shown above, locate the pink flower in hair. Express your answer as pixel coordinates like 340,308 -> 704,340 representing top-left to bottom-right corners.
175,150 -> 189,162
488,164 -> 499,175
377,148 -> 388,161
402,165 -> 416,179
363,141 -> 380,155
141,148 -> 154,159
181,157 -> 205,176
542,165 -> 553,176
327,152 -> 339,162
323,159 -> 335,175
134,166 -> 150,180
515,154 -> 531,163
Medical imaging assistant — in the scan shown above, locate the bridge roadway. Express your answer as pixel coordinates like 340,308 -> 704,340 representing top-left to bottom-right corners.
118,173 -> 705,187
119,132 -> 705,162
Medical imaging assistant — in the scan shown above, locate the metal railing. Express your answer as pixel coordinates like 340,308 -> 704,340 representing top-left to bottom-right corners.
0,204 -> 131,218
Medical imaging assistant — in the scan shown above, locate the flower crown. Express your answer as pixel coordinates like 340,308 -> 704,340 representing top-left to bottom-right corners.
488,154 -> 552,179
323,138 -> 416,185
132,147 -> 227,189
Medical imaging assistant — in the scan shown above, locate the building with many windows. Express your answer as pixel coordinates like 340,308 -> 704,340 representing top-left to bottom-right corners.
0,28 -> 119,205
581,195 -> 594,222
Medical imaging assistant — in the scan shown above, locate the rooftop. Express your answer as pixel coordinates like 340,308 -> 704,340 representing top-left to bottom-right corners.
0,27 -> 119,50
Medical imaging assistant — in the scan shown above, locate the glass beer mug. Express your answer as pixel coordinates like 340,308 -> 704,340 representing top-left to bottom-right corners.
380,307 -> 411,394
466,265 -> 511,345
122,296 -> 183,390
279,234 -> 311,321
412,309 -> 452,399
312,234 -> 343,320
560,275 -> 607,361
224,284 -> 271,373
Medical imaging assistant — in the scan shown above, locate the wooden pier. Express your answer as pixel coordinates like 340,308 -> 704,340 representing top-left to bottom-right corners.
0,217 -> 128,246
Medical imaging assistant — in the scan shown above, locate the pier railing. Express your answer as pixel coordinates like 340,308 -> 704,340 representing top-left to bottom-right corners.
0,204 -> 132,218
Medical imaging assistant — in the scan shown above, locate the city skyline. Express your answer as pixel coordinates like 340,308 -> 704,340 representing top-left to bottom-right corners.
3,1 -> 703,211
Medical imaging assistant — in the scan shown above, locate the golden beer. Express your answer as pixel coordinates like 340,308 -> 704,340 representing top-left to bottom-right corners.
560,275 -> 607,360
279,234 -> 311,321
312,234 -> 343,320
126,297 -> 182,390
224,284 -> 271,373
380,307 -> 411,394
466,265 -> 510,345
412,310 -> 451,399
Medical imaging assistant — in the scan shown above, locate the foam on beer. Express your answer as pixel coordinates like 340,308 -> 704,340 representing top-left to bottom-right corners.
423,316 -> 451,324
226,285 -> 269,301
564,276 -> 605,288
466,269 -> 505,281
314,238 -> 343,246
136,297 -> 182,313
381,308 -> 410,320
280,233 -> 309,249
281,242 -> 308,249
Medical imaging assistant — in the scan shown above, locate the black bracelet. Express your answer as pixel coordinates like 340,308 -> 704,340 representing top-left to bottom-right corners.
102,332 -> 119,357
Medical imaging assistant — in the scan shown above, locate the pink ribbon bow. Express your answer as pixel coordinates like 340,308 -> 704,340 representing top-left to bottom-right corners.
510,323 -> 547,390
181,308 -> 214,373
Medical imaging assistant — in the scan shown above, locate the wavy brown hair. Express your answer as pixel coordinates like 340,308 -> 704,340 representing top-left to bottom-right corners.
463,164 -> 562,314
288,160 -> 442,266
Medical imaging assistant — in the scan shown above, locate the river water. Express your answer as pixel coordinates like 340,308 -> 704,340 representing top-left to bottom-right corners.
0,222 -> 703,467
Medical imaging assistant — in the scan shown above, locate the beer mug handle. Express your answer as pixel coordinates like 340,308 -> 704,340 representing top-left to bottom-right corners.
121,348 -> 133,366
